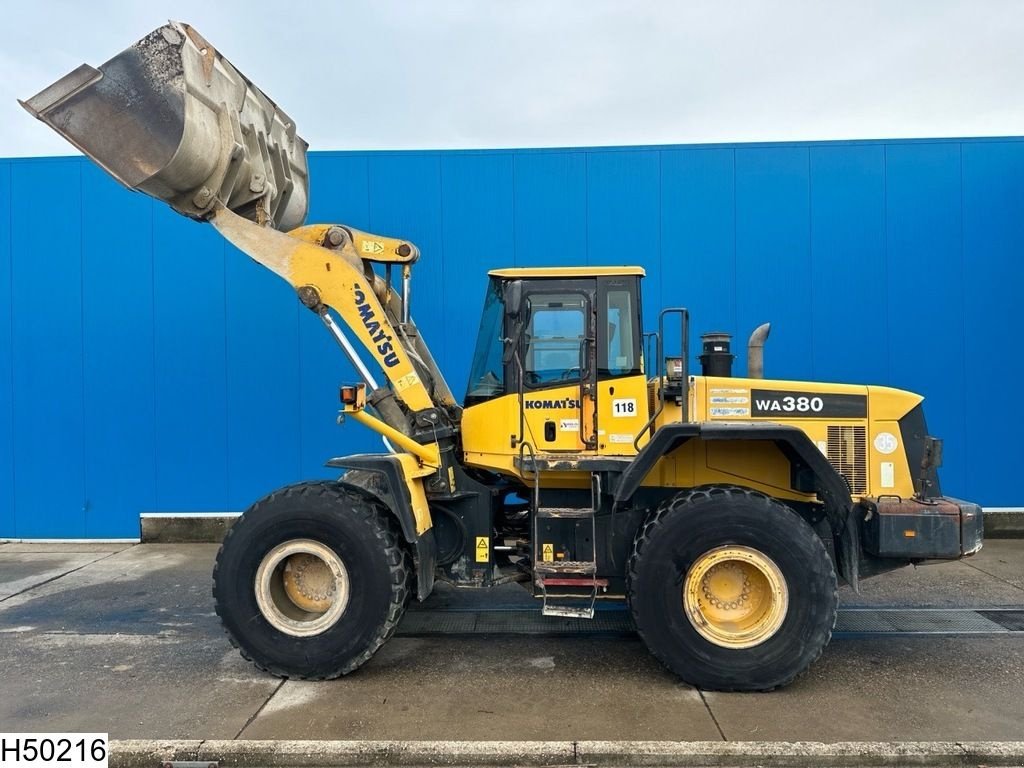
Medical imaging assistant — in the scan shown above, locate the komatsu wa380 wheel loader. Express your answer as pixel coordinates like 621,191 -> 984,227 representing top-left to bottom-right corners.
24,22 -> 984,691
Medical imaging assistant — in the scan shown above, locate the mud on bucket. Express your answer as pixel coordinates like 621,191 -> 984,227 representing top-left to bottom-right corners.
20,21 -> 309,232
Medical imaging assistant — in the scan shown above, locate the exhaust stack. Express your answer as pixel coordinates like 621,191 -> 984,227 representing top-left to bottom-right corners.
747,323 -> 771,379
20,21 -> 309,231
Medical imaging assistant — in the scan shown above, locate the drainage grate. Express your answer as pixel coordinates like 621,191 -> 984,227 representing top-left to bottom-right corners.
977,609 -> 1024,632
396,608 -> 1021,637
398,611 -> 478,634
836,609 -> 1008,634
398,609 -> 633,636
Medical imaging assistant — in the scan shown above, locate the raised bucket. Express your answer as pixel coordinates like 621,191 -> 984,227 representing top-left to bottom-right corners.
20,21 -> 309,231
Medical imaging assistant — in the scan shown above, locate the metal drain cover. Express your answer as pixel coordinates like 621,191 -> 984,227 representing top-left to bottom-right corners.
836,609 -> 1007,634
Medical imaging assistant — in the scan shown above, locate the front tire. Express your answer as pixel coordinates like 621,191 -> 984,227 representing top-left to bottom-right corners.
627,485 -> 837,691
213,481 -> 410,679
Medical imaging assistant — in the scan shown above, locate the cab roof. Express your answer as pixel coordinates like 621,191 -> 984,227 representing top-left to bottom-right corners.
487,266 -> 645,279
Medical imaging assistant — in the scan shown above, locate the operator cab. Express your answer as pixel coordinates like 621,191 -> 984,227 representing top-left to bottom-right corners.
463,267 -> 650,462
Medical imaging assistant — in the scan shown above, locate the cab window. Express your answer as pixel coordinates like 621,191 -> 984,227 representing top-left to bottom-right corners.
524,293 -> 586,387
603,287 -> 638,376
464,278 -> 506,407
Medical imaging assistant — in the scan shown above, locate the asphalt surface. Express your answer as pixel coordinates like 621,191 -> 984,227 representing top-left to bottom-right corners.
0,539 -> 1022,742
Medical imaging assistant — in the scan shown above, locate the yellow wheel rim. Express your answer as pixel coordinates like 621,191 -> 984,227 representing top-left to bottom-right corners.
683,545 -> 788,649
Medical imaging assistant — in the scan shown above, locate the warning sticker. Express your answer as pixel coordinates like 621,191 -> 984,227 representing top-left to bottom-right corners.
394,372 -> 420,392
542,543 -> 554,562
475,536 -> 489,563
880,461 -> 895,488
710,406 -> 750,417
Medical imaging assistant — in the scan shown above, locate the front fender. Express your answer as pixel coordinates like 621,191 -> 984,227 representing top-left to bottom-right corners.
327,453 -> 436,601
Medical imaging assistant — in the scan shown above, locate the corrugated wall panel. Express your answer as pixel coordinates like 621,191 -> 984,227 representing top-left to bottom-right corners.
586,150 -> 662,333
1,137 -> 1021,537
735,147 -> 814,381
151,210 -> 228,512
961,141 -> 1024,506
367,154 -> 446,375
809,145 -> 888,384
885,143 -> 966,496
10,159 -> 85,537
224,245 -> 302,510
660,148 -> 736,361
440,153 -> 515,400
81,166 -> 156,536
0,162 -> 12,535
300,154 -> 376,469
512,152 -> 587,267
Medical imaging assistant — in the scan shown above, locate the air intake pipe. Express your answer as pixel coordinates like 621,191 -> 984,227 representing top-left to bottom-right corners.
699,332 -> 734,377
747,323 -> 771,379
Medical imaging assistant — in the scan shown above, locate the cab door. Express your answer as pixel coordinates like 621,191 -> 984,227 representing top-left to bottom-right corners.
515,281 -> 597,452
594,276 -> 649,454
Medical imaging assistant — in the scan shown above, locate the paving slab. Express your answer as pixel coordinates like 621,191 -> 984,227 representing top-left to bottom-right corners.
839,556 -> 1024,608
0,544 -> 218,622
0,541 -> 1021,743
960,539 -> 1024,591
0,543 -> 135,553
704,635 -> 1024,741
0,543 -> 278,738
0,550 -> 122,601
239,635 -> 722,741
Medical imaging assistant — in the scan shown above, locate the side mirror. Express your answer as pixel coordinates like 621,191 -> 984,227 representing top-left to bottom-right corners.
504,280 -> 524,318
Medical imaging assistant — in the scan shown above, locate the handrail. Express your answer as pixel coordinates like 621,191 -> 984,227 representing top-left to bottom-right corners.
634,307 -> 690,451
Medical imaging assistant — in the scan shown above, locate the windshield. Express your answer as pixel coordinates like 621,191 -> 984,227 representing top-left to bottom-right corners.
464,278 -> 506,407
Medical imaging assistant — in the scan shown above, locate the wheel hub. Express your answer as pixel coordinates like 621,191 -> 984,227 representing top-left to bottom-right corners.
255,539 -> 350,637
683,545 -> 788,649
282,553 -> 337,612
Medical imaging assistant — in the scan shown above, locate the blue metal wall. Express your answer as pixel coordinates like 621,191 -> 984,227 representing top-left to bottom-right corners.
1,137 -> 1021,538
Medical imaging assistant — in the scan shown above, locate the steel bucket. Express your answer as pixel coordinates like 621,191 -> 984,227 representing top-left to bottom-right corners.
20,21 -> 309,231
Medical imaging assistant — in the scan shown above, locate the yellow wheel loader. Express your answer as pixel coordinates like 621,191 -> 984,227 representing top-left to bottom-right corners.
24,22 -> 984,691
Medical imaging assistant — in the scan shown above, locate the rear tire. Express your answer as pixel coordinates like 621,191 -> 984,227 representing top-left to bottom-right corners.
627,485 -> 837,691
213,481 -> 410,679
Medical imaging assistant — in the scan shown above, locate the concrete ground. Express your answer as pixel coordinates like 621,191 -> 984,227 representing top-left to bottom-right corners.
0,540 -> 1022,742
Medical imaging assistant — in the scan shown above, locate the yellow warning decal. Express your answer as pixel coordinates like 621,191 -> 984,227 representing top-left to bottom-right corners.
542,543 -> 554,562
475,536 -> 489,563
394,372 -> 420,392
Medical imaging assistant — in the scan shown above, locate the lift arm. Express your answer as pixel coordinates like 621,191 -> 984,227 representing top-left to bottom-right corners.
20,20 -> 457,436
211,206 -> 437,414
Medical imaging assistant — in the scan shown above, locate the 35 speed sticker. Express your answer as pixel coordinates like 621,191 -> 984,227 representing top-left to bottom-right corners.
0,734 -> 108,767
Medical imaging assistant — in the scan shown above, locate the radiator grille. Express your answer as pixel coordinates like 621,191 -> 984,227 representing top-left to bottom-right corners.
827,425 -> 867,494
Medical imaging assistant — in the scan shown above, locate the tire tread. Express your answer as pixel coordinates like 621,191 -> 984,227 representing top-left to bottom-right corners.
212,480 -> 410,680
626,484 -> 838,692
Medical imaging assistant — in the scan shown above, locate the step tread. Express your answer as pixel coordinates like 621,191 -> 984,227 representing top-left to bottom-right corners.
535,560 -> 597,574
536,507 -> 595,519
542,605 -> 596,619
